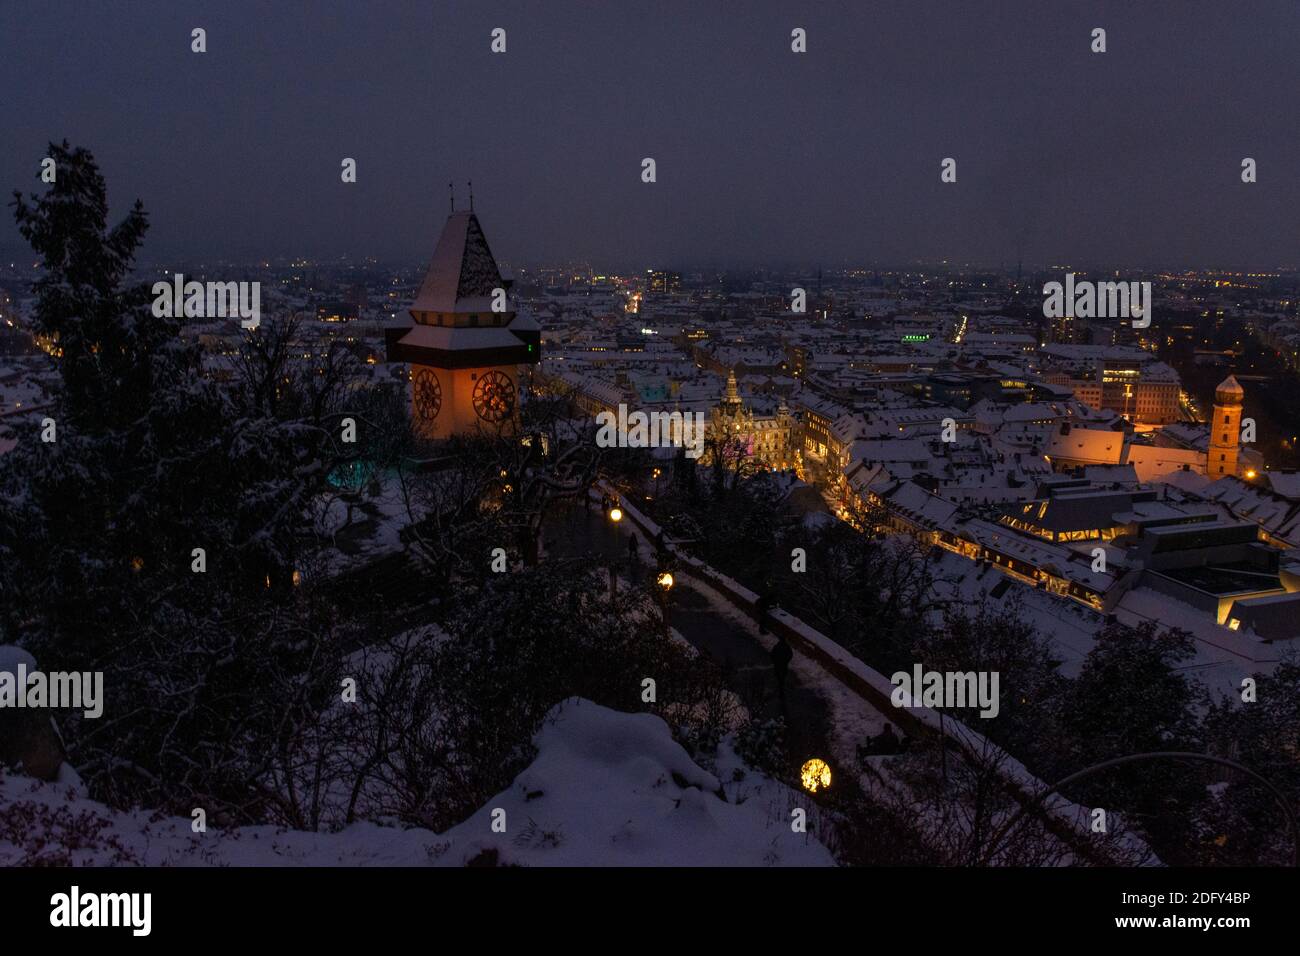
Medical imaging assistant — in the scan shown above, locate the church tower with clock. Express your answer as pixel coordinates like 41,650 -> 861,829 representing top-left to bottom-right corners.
385,204 -> 540,440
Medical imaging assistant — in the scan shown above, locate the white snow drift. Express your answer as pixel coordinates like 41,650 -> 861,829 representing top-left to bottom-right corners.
1,698 -> 833,867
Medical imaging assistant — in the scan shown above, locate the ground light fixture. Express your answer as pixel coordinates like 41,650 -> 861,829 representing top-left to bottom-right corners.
801,758 -> 832,793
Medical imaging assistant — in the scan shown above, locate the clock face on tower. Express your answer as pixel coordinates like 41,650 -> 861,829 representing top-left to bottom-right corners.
472,370 -> 515,423
412,368 -> 442,422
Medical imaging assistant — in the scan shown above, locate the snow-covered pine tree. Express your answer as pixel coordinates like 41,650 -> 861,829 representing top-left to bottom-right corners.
3,140 -> 229,653
1,143 -> 348,819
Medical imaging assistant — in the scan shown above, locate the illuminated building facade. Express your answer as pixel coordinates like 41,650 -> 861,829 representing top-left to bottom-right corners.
1041,359 -> 1180,424
644,269 -> 681,294
709,368 -> 793,469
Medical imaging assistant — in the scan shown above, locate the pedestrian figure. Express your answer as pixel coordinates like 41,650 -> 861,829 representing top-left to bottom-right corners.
770,634 -> 793,703
756,585 -> 772,635
860,723 -> 903,758
627,531 -> 638,563
876,722 -> 900,755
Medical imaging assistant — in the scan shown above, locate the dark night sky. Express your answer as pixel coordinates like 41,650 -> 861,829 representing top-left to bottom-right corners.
2,0 -> 1297,270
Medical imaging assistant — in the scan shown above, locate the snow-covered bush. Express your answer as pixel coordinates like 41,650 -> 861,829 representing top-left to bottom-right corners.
0,771 -> 140,866
735,716 -> 787,778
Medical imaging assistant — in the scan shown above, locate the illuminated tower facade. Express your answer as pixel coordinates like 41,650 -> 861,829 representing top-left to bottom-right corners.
385,208 -> 539,439
721,367 -> 742,413
1209,374 -> 1244,478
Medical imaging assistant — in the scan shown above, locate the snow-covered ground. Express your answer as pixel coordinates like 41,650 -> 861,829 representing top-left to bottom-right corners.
432,698 -> 833,866
315,472 -> 411,575
0,699 -> 833,867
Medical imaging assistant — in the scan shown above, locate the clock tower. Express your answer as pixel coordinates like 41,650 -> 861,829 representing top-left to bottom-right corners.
385,207 -> 540,439
1208,374 -> 1244,478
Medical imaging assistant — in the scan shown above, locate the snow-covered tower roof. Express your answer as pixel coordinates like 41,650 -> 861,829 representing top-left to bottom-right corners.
385,206 -> 539,368
1214,374 -> 1245,405
410,211 -> 509,317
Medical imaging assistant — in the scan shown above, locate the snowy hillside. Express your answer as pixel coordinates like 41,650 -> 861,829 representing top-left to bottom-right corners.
0,699 -> 833,867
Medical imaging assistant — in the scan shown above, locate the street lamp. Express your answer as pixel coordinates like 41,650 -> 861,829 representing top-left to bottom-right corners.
600,500 -> 625,602
655,568 -> 673,638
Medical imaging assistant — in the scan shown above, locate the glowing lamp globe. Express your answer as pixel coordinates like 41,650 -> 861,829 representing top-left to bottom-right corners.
801,758 -> 832,793
656,571 -> 674,590
609,507 -> 623,523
